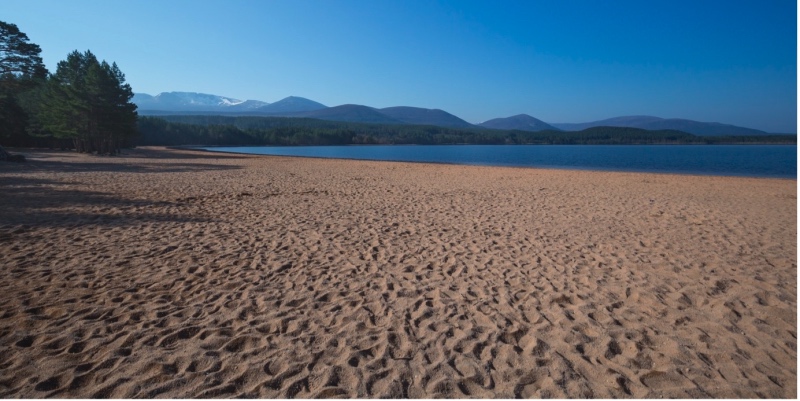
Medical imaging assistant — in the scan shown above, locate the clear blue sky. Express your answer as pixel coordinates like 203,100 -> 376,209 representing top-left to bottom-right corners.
2,0 -> 796,132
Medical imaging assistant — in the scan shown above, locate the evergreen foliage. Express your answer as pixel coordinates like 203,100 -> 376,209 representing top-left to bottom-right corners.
0,21 -> 47,87
0,21 -> 46,144
1,22 -> 137,153
41,50 -> 138,153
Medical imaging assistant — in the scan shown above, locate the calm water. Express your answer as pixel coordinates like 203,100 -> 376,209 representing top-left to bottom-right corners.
204,145 -> 797,178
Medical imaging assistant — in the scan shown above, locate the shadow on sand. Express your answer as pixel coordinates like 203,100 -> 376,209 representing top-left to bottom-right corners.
0,148 -> 234,229
0,147 -> 245,175
0,176 -> 216,229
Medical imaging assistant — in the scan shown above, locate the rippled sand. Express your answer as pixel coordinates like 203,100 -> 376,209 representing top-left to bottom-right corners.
0,146 -> 795,398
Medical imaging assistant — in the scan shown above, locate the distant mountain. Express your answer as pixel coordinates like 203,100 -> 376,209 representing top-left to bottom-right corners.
227,99 -> 272,112
131,93 -> 154,103
478,114 -> 560,132
134,91 -> 776,135
635,119 -> 769,136
133,92 -> 269,112
256,96 -> 327,114
552,115 -> 768,136
379,106 -> 474,128
296,104 -> 404,124
553,116 -> 677,131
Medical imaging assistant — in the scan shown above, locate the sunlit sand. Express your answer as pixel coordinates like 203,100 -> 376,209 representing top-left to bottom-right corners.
0,146 -> 795,398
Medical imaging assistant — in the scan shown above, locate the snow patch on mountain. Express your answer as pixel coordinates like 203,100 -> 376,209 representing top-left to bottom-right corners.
133,91 -> 269,111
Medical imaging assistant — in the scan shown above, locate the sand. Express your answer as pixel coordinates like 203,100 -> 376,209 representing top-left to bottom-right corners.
0,146 -> 795,398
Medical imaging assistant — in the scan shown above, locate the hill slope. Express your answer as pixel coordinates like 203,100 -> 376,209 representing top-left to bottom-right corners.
635,118 -> 768,136
295,104 -> 404,124
478,114 -> 560,132
552,116 -> 768,136
256,96 -> 327,114
379,106 -> 474,128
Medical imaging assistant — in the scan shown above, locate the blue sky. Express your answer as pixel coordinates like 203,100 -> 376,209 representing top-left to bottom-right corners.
2,0 -> 796,132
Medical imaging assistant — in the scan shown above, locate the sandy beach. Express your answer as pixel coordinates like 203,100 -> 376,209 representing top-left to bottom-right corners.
0,146 -> 795,398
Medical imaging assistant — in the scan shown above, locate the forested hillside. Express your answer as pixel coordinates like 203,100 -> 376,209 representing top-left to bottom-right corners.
137,116 -> 796,146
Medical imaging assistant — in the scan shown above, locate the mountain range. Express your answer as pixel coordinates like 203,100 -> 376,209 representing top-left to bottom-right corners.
551,116 -> 768,136
133,91 -> 775,136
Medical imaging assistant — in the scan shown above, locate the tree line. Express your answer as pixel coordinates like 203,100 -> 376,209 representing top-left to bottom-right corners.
138,115 -> 797,146
1,21 -> 137,154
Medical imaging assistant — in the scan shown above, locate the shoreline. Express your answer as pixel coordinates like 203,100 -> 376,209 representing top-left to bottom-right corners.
7,144 -> 796,181
182,144 -> 797,180
0,146 -> 795,398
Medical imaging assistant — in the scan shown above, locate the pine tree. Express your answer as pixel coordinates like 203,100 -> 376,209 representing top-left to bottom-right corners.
0,21 -> 46,87
43,50 -> 138,154
0,21 -> 47,144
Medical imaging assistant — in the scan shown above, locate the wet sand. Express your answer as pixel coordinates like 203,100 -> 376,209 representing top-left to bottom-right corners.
0,146 -> 795,398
